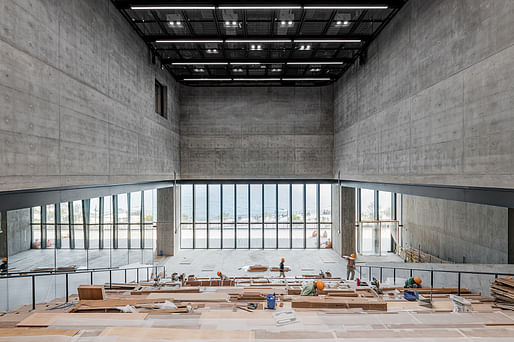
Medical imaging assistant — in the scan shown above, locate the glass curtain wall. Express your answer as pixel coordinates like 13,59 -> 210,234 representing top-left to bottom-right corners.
29,190 -> 157,269
180,183 -> 332,249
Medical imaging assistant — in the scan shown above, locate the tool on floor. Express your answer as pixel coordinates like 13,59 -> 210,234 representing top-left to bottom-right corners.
266,293 -> 277,309
247,303 -> 258,310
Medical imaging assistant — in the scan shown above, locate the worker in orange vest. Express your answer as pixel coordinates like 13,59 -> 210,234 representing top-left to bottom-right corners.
279,258 -> 286,278
343,253 -> 356,280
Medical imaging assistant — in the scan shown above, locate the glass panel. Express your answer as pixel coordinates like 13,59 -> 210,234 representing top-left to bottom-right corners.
250,184 -> 262,223
117,225 -> 128,249
277,185 -> 289,223
144,224 -> 154,249
236,224 -> 249,248
195,223 -> 207,248
73,201 -> 83,224
263,184 -> 276,223
250,224 -> 262,248
209,224 -> 221,248
264,224 -> 277,248
306,224 -> 318,248
104,196 -> 113,250
360,222 -> 379,255
222,184 -> 235,223
89,224 -> 99,249
181,185 -> 193,223
90,198 -> 100,224
130,224 -> 141,249
46,205 -> 55,249
32,207 -> 41,224
320,224 -> 332,248
320,184 -> 331,223
278,223 -> 290,248
208,184 -> 221,223
118,194 -> 128,224
291,185 -> 304,223
46,205 -> 55,223
143,190 -> 154,223
73,224 -> 84,249
361,189 -> 375,221
181,224 -> 193,248
195,185 -> 207,223
236,185 -> 248,223
223,224 -> 235,248
306,184 -> 317,223
60,203 -> 70,249
292,224 -> 304,248
379,191 -> 392,220
32,224 -> 41,249
130,192 -> 142,224
381,221 -> 395,254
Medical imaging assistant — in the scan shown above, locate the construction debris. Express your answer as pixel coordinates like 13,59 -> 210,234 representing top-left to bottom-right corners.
491,276 -> 514,310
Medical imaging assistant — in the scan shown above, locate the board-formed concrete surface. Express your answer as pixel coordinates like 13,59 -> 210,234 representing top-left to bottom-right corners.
179,86 -> 334,179
0,0 -> 180,192
333,0 -> 514,189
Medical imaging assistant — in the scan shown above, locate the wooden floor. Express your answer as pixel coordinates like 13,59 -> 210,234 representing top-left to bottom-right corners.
1,274 -> 513,341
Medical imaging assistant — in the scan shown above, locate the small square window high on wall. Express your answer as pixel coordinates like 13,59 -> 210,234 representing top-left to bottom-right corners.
155,79 -> 167,118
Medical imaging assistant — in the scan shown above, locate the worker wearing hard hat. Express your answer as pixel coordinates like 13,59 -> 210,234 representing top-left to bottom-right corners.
343,253 -> 356,280
300,280 -> 324,296
217,271 -> 229,281
0,257 -> 7,275
404,277 -> 422,288
279,258 -> 286,278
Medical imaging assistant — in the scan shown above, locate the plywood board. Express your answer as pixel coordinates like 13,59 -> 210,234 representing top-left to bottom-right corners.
0,328 -> 79,336
100,327 -> 255,340
147,293 -> 229,302
78,285 -> 105,300
17,313 -> 148,327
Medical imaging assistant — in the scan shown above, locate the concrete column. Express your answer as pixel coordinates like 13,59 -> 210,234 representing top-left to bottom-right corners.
341,187 -> 356,257
509,209 -> 514,264
157,187 -> 174,256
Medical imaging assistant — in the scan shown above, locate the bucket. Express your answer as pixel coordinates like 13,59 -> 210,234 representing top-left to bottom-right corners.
266,294 -> 276,309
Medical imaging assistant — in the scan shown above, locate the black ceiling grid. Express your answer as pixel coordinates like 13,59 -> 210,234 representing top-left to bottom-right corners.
112,0 -> 406,86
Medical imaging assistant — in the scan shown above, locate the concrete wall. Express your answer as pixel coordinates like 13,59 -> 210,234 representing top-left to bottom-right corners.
6,209 -> 31,256
179,86 -> 334,179
334,0 -> 514,189
157,187 -> 174,256
0,0 -> 180,192
402,195 -> 509,264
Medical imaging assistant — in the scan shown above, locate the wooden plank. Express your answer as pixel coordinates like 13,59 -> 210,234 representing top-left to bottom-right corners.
291,296 -> 387,311
0,328 -> 79,336
130,287 -> 200,295
78,285 -> 105,300
17,313 -> 148,327
147,292 -> 229,302
99,327 -> 255,340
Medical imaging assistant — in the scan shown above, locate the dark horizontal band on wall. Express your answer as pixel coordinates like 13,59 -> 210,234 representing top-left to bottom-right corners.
1,178 -> 513,211
340,180 -> 514,208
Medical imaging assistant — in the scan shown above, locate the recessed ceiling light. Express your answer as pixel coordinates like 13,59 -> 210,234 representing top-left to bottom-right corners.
218,6 -> 302,9
294,39 -> 361,43
206,49 -> 219,54
232,68 -> 244,72
131,6 -> 216,10
304,5 -> 388,9
155,40 -> 224,43
183,78 -> 232,81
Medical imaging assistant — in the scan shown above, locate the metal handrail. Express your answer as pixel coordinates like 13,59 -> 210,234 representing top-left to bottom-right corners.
1,265 -> 166,310
358,263 -> 514,298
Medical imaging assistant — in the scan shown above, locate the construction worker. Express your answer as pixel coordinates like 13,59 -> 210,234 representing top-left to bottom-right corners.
301,280 -> 324,296
279,258 -> 286,278
217,271 -> 229,281
404,277 -> 422,288
343,253 -> 356,280
0,258 -> 7,275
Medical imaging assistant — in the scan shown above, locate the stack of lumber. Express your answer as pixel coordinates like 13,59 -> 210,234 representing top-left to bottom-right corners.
400,247 -> 450,263
248,265 -> 269,272
131,286 -> 200,295
291,296 -> 387,311
490,276 -> 514,310
185,279 -> 236,286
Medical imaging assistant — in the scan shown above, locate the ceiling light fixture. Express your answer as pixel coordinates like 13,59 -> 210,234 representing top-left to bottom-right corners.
282,77 -> 331,81
183,78 -> 232,81
304,5 -> 388,9
131,6 -> 216,10
299,45 -> 311,50
206,48 -> 219,54
226,39 -> 292,43
172,62 -> 228,65
218,6 -> 302,9
294,39 -> 361,43
233,78 -> 281,81
287,61 -> 344,65
156,40 -> 224,43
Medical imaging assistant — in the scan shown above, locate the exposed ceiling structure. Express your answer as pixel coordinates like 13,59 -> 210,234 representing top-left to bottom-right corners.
112,1 -> 407,86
